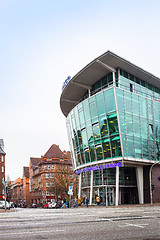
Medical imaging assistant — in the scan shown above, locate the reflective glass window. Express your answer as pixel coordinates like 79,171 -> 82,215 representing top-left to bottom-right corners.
107,113 -> 119,135
110,136 -> 122,157
140,98 -> 147,118
83,100 -> 91,122
132,94 -> 140,116
119,112 -> 126,134
95,145 -> 103,161
124,91 -> 132,113
99,115 -> 108,138
92,123 -> 100,140
102,138 -> 111,159
134,137 -> 142,159
96,92 -> 105,116
116,88 -> 125,112
104,89 -> 116,113
126,113 -> 133,136
127,136 -> 135,158
89,100 -> 97,119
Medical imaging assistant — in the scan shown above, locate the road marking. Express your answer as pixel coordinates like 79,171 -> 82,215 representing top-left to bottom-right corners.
118,223 -> 149,228
0,229 -> 65,236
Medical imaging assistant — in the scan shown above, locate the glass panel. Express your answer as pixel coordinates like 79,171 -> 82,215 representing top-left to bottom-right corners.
96,92 -> 105,116
92,123 -> 100,140
95,145 -> 103,161
99,115 -> 108,138
107,113 -> 119,135
119,112 -> 126,134
102,139 -> 111,159
134,137 -> 142,159
104,88 -> 116,113
141,118 -> 148,139
110,137 -> 122,157
126,113 -> 133,136
89,100 -> 97,119
127,136 -> 135,158
124,91 -> 132,113
133,115 -> 141,137
132,94 -> 140,116
83,100 -> 91,121
140,97 -> 147,118
89,142 -> 96,162
142,139 -> 149,159
116,88 -> 125,112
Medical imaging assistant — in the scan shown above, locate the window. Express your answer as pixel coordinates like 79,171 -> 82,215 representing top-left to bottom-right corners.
44,165 -> 47,170
46,182 -> 50,187
48,165 -> 50,170
1,156 -> 4,162
45,173 -> 49,178
46,191 -> 50,196
70,174 -> 73,180
2,166 -> 4,172
52,164 -> 54,169
50,173 -> 54,178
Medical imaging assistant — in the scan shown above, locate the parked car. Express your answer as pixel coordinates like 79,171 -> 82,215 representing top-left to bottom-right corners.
31,203 -> 37,208
0,201 -> 10,210
44,202 -> 49,208
48,202 -> 57,209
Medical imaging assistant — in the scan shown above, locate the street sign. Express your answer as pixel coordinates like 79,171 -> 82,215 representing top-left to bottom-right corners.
68,191 -> 73,196
69,186 -> 73,191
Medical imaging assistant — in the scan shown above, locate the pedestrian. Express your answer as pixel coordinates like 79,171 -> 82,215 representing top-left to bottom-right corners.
82,196 -> 85,205
86,197 -> 89,208
78,197 -> 82,207
74,197 -> 78,208
96,195 -> 100,205
61,198 -> 67,208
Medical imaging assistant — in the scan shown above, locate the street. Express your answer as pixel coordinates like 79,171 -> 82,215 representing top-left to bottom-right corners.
0,205 -> 160,240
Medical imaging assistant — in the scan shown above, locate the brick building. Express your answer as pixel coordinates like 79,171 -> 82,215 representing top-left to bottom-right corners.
10,167 -> 30,206
0,139 -> 6,200
30,144 -> 77,206
10,177 -> 22,205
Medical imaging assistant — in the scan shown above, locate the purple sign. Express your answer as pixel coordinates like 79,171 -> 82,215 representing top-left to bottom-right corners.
76,162 -> 122,174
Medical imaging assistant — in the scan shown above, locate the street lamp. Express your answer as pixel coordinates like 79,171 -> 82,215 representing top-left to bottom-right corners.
149,161 -> 160,205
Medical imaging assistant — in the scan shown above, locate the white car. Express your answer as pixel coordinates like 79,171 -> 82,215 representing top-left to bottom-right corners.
0,201 -> 10,210
48,202 -> 57,208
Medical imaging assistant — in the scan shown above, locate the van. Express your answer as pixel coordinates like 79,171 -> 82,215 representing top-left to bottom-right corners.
0,201 -> 10,210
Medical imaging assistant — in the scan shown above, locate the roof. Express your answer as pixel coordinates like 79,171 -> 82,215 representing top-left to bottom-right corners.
0,139 -> 5,154
60,51 -> 160,117
30,158 -> 41,170
0,146 -> 5,155
43,144 -> 68,159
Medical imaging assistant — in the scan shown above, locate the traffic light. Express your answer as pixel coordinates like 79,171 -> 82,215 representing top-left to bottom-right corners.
151,183 -> 154,191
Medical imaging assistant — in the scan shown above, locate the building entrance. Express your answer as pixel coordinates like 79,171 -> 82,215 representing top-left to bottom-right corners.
99,187 -> 114,206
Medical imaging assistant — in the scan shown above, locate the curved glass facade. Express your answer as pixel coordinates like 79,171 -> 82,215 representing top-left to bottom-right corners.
67,69 -> 160,169
62,52 -> 160,205
67,87 -> 122,168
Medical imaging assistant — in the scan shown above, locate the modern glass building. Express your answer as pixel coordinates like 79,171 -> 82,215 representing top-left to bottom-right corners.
60,51 -> 160,205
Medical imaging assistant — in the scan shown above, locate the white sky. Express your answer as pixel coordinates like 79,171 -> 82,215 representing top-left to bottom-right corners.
1,0 -> 160,180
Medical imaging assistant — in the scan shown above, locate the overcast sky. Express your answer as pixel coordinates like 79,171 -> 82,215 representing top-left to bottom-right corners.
1,0 -> 160,180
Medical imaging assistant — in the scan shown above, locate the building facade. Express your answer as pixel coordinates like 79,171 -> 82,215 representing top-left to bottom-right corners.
30,144 -> 77,206
10,167 -> 30,206
60,51 -> 160,206
0,139 -> 6,200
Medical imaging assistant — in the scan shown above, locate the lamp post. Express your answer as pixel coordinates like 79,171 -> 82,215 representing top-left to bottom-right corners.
149,161 -> 160,205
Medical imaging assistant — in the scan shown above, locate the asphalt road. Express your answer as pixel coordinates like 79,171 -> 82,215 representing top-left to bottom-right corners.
0,205 -> 160,240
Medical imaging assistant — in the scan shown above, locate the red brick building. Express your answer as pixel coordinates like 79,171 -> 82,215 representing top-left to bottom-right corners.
10,167 -> 30,206
0,139 -> 6,200
30,144 -> 77,206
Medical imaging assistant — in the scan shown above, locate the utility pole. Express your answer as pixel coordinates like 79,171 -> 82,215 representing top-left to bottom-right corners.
149,161 -> 160,205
